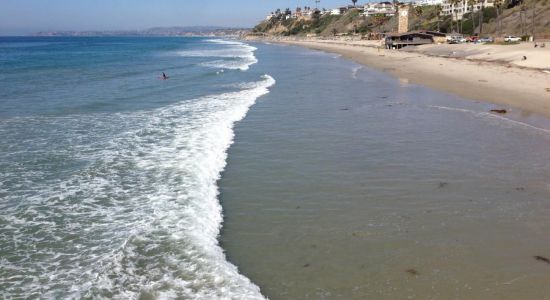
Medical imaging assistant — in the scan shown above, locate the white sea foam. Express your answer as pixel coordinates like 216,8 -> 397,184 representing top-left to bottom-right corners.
0,75 -> 275,299
180,40 -> 258,71
351,66 -> 363,79
204,39 -> 243,45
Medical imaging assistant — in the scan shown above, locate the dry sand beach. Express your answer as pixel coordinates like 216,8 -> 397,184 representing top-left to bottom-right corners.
258,38 -> 550,117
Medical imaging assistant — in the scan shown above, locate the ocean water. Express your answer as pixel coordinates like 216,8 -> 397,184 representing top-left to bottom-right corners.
0,37 -> 271,299
3,37 -> 550,300
219,44 -> 550,299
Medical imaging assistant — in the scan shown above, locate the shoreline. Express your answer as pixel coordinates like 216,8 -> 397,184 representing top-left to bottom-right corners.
219,41 -> 550,299
258,38 -> 550,118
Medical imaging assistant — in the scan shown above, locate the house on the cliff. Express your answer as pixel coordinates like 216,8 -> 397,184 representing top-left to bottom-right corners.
330,7 -> 349,15
364,2 -> 396,17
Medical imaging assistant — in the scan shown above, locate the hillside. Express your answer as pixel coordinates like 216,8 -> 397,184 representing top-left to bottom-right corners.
483,0 -> 550,38
251,7 -> 460,37
253,9 -> 368,36
251,1 -> 550,39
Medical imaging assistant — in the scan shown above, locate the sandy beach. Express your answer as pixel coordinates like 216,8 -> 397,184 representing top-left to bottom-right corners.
269,39 -> 550,118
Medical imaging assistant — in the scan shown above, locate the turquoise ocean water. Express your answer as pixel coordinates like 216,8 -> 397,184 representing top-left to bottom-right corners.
0,37 -> 271,299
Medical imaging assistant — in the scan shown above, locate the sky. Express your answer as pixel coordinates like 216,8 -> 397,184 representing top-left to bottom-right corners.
0,0 -> 359,35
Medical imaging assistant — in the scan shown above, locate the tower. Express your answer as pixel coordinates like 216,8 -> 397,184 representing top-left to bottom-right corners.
398,6 -> 409,33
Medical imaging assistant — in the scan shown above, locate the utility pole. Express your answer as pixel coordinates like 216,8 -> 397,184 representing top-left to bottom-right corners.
531,1 -> 536,41
520,4 -> 525,36
315,0 -> 320,9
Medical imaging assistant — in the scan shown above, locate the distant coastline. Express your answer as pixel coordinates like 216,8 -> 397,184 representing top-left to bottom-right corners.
32,26 -> 251,37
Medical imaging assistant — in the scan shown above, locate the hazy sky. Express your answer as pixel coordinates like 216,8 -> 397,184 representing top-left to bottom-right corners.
0,0 -> 358,35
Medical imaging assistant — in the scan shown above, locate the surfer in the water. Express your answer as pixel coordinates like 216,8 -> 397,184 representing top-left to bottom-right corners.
161,72 -> 168,80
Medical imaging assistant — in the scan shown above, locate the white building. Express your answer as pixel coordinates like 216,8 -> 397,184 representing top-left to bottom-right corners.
363,2 -> 396,17
441,0 -> 494,20
330,6 -> 349,15
414,0 -> 444,6
303,8 -> 313,17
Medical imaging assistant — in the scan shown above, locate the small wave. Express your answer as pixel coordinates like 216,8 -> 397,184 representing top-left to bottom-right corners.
204,39 -> 243,45
351,66 -> 363,79
201,57 -> 258,71
180,40 -> 258,71
428,105 -> 550,135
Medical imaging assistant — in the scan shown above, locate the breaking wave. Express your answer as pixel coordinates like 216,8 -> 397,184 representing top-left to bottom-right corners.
0,75 -> 275,299
179,40 -> 258,71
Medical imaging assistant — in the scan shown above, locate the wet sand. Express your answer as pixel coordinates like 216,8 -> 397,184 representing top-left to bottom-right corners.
280,40 -> 550,118
220,43 -> 550,299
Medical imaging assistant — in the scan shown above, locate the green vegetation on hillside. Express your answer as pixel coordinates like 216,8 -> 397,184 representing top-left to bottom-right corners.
252,0 -> 550,38
252,6 -> 450,37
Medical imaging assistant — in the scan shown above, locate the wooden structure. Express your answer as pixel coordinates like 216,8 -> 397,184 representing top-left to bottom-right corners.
419,30 -> 447,44
385,31 -> 434,49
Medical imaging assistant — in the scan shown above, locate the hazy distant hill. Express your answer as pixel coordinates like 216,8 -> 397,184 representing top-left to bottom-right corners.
34,26 -> 250,37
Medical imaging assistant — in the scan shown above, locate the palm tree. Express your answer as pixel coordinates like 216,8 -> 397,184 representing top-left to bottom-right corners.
531,0 -> 537,40
448,0 -> 455,33
477,0 -> 485,36
494,0 -> 503,36
460,0 -> 465,34
435,4 -> 442,32
352,0 -> 357,7
519,2 -> 527,36
450,0 -> 461,33
467,0 -> 476,34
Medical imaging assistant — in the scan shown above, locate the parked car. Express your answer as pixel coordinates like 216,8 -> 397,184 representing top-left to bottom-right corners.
466,36 -> 479,43
446,35 -> 463,43
449,38 -> 464,44
504,36 -> 521,42
477,37 -> 494,43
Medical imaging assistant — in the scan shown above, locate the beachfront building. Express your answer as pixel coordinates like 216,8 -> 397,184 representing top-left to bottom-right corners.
385,31 -> 435,49
293,7 -> 302,18
414,0 -> 444,6
330,6 -> 349,15
290,6 -> 318,19
303,7 -> 316,17
363,2 -> 396,17
441,0 -> 494,20
352,5 -> 366,13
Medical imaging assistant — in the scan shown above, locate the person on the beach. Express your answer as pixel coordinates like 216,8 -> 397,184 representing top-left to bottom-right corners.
162,72 -> 168,80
